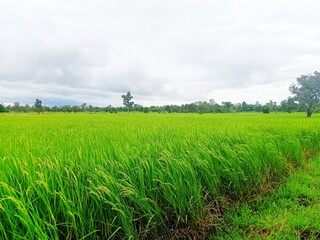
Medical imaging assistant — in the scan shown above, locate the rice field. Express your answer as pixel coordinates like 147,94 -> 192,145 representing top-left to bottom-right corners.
0,112 -> 320,239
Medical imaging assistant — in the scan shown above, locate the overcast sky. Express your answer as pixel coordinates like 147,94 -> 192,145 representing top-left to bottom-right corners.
1,0 -> 320,106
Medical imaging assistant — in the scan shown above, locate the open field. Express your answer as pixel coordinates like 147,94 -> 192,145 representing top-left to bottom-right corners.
1,113 -> 320,239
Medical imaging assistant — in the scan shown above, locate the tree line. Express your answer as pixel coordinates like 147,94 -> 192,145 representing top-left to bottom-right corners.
0,97 -> 311,114
1,71 -> 319,117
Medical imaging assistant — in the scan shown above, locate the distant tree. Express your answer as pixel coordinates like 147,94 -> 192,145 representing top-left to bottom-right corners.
51,106 -> 60,112
290,71 -> 320,117
24,104 -> 32,113
81,103 -> 87,111
164,105 -> 172,113
195,101 -> 210,113
221,101 -> 233,113
0,104 -> 5,113
133,103 -> 143,112
265,100 -> 277,112
261,105 -> 270,114
253,101 -> 263,112
62,106 -> 71,113
34,99 -> 42,114
143,107 -> 150,113
280,97 -> 297,113
13,102 -> 21,112
72,105 -> 81,113
241,101 -> 248,112
121,91 -> 134,112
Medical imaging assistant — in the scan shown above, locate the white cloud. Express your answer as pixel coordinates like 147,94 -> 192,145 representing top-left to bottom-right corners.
0,0 -> 320,106
206,82 -> 291,105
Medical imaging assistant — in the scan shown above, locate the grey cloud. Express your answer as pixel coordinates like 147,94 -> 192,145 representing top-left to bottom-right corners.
1,0 -> 320,106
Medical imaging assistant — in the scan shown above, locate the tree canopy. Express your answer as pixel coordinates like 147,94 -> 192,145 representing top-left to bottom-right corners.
289,71 -> 320,117
121,92 -> 134,112
34,99 -> 42,114
0,104 -> 5,113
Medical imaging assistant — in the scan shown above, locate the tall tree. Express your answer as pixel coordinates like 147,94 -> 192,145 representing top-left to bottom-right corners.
289,71 -> 320,117
0,104 -> 5,113
81,103 -> 87,111
34,99 -> 42,114
121,92 -> 134,112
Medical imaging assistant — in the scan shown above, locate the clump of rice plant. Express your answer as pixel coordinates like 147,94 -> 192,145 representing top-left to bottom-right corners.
0,113 -> 319,239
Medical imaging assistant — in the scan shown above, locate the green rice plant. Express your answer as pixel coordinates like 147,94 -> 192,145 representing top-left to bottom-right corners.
0,112 -> 320,239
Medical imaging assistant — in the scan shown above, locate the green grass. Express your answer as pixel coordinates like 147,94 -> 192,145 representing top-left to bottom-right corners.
215,156 -> 320,239
0,112 -> 320,239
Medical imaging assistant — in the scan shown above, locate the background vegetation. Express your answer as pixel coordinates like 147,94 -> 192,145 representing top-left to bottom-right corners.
0,97 -> 310,114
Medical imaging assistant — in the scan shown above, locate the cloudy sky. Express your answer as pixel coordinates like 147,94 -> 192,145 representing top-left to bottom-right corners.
1,0 -> 320,106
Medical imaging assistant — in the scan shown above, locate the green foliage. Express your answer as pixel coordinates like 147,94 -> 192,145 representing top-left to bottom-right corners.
34,98 -> 42,114
1,98 -> 300,113
262,105 -> 270,114
0,113 -> 320,239
121,91 -> 134,112
280,97 -> 297,113
0,104 -> 6,113
290,71 -> 320,117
